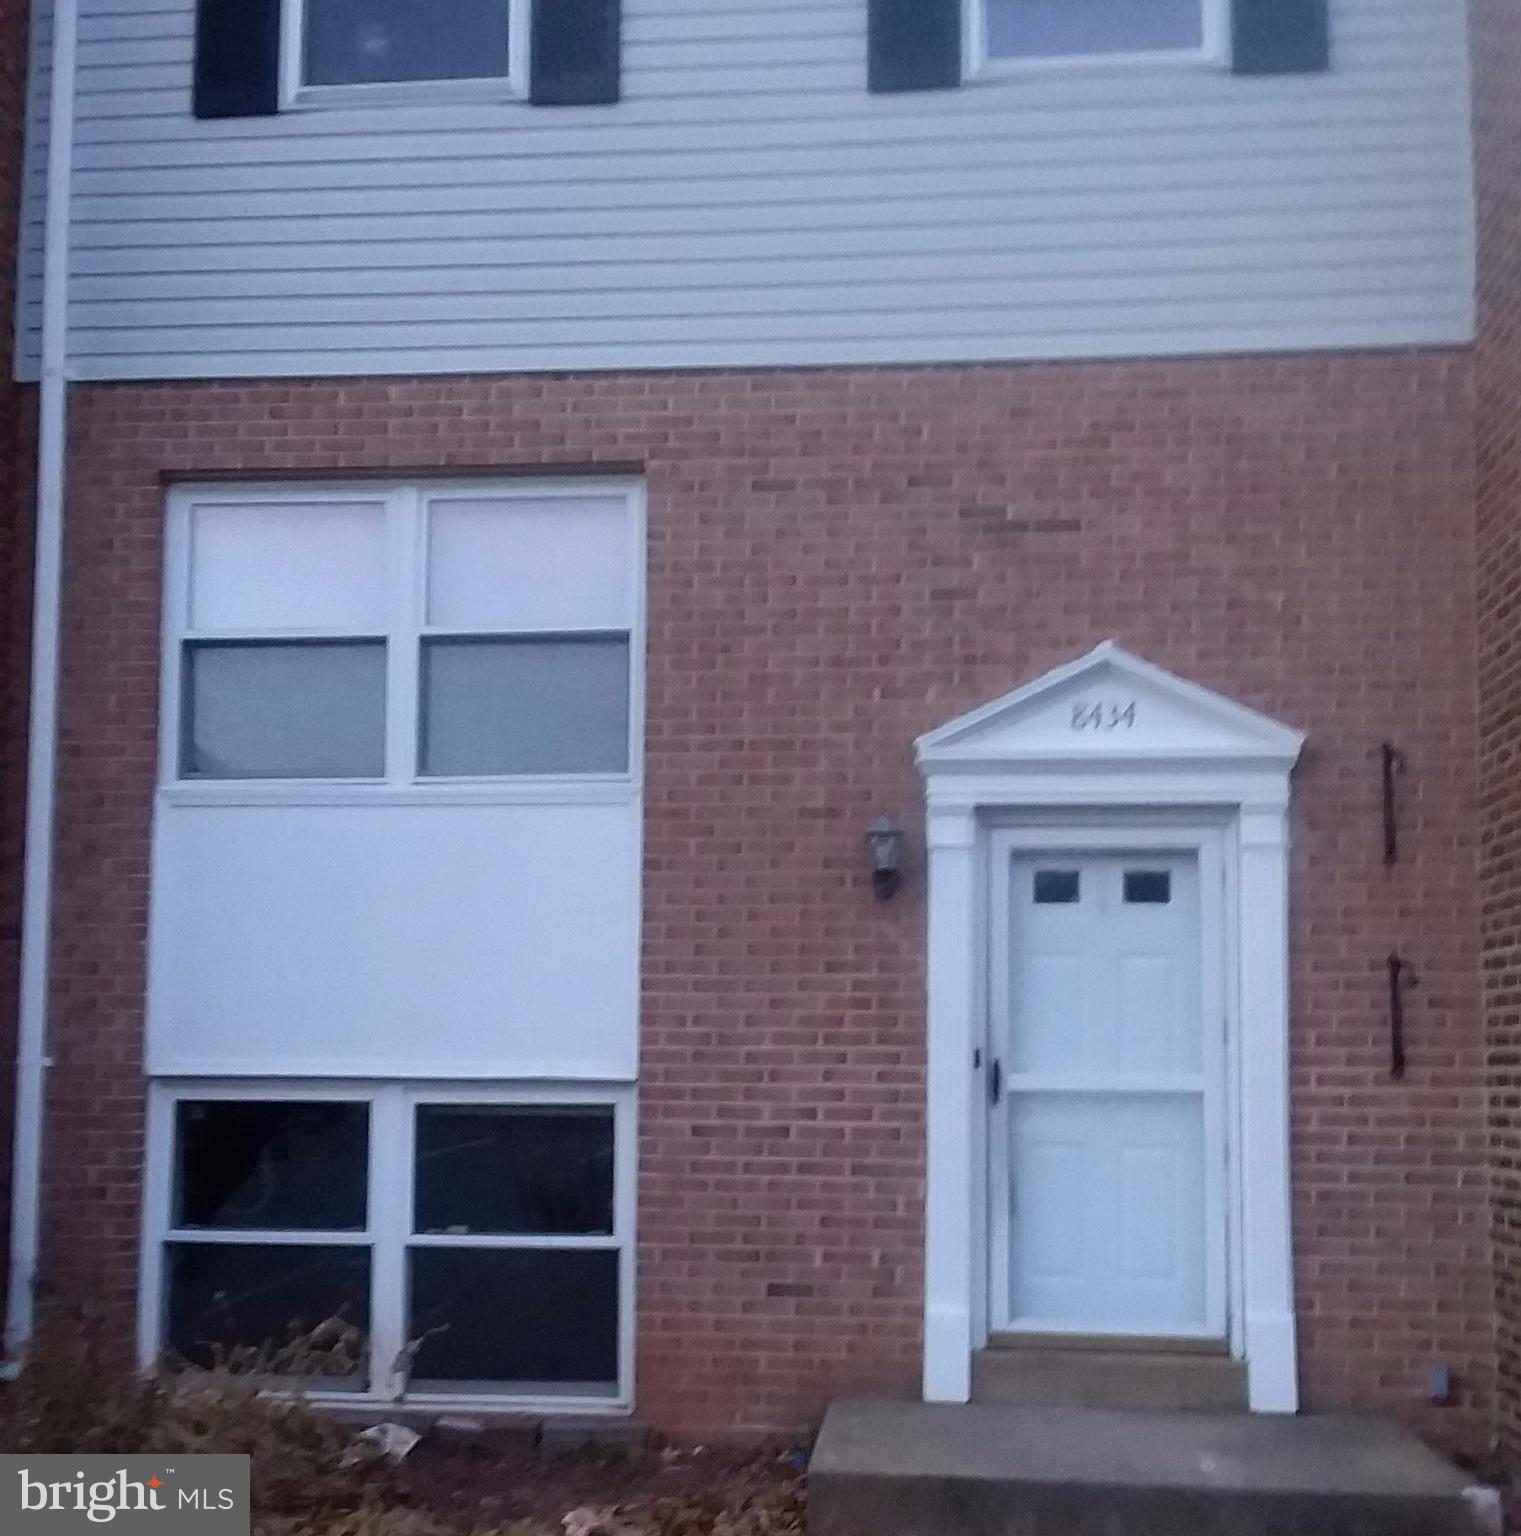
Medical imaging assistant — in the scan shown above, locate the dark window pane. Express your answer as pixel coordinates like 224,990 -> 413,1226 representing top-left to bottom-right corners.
408,1248 -> 618,1388
306,0 -> 510,86
182,640 -> 386,779
987,0 -> 1202,60
1124,871 -> 1173,905
1033,870 -> 1080,904
165,1242 -> 370,1375
414,1106 -> 614,1236
419,636 -> 630,776
174,1101 -> 369,1231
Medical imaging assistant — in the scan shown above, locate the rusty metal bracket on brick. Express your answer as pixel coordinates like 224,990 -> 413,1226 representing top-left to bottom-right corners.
1387,951 -> 1418,1079
1381,742 -> 1406,866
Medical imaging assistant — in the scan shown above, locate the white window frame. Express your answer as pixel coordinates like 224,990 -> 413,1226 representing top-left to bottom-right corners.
964,0 -> 1230,77
160,477 -> 646,809
139,1079 -> 637,1414
279,0 -> 531,111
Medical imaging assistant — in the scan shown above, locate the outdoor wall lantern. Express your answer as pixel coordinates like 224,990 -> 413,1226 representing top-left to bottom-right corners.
867,816 -> 906,901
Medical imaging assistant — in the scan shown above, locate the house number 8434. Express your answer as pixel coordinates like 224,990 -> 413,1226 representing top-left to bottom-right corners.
1071,700 -> 1137,731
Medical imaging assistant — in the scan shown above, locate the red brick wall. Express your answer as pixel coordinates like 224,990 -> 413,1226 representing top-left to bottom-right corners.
0,0 -> 32,1333
42,355 -> 1491,1447
1473,0 -> 1521,1460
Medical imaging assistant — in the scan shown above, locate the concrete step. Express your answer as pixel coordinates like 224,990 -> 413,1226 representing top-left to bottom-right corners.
972,1344 -> 1249,1411
808,1397 -> 1501,1536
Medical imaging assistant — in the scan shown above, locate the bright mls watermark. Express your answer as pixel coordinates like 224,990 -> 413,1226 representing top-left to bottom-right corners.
2,1456 -> 249,1535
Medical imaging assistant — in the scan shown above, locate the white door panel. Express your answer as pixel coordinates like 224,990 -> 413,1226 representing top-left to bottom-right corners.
1010,1091 -> 1205,1330
990,849 -> 1222,1338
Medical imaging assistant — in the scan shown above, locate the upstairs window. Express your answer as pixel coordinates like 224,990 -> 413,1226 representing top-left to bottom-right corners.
165,480 -> 643,788
301,0 -> 517,88
972,0 -> 1226,69
194,0 -> 620,118
986,0 -> 1203,61
868,0 -> 1326,95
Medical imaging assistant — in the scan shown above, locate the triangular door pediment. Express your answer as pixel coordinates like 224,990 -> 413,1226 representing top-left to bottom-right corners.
916,642 -> 1304,772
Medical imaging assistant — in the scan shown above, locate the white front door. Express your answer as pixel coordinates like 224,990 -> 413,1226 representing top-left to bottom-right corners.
988,846 -> 1225,1339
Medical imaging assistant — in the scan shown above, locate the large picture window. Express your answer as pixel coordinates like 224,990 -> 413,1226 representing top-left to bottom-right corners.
164,480 -> 643,790
145,1084 -> 634,1407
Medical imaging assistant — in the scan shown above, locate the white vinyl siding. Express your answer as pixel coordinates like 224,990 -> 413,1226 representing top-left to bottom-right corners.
16,0 -> 1474,382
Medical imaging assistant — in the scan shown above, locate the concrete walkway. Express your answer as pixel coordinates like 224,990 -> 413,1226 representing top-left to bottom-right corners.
809,1397 -> 1502,1536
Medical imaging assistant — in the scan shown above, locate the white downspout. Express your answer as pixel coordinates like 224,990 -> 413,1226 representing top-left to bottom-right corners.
7,0 -> 78,1358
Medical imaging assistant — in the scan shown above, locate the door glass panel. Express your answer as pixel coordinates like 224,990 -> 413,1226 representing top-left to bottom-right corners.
1033,869 -> 1080,904
1010,855 -> 1199,1076
1124,870 -> 1172,904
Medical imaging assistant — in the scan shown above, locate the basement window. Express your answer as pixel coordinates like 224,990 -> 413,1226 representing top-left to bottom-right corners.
407,1104 -> 621,1395
148,1083 -> 633,1407
162,1098 -> 373,1384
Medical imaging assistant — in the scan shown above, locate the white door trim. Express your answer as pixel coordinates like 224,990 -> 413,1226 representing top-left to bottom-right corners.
916,643 -> 1304,1414
985,826 -> 1229,1344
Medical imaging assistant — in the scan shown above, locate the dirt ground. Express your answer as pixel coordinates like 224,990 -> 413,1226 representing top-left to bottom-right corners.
389,1436 -> 809,1536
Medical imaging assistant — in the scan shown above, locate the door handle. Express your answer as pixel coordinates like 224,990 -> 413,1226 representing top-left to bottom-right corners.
989,1057 -> 1003,1106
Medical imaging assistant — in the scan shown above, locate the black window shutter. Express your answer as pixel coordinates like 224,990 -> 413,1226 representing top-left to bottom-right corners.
869,0 -> 961,93
1232,0 -> 1329,74
532,0 -> 621,106
193,0 -> 281,119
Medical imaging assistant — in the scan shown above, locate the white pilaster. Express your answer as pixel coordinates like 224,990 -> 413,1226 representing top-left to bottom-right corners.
1237,803 -> 1299,1412
922,804 -> 978,1404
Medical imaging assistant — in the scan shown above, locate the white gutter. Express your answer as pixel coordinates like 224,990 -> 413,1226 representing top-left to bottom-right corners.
7,0 -> 78,1358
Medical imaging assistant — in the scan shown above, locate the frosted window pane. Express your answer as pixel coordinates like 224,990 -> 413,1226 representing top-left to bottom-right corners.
183,641 -> 386,779
427,497 -> 631,632
420,637 -> 630,776
305,0 -> 510,86
188,500 -> 388,632
987,0 -> 1203,59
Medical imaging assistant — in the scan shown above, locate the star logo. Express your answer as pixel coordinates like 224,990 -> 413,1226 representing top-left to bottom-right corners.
146,1476 -> 164,1489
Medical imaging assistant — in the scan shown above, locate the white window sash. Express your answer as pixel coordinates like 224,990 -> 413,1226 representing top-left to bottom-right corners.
161,477 -> 646,801
965,0 -> 1230,76
141,1079 -> 637,1413
279,0 -> 532,108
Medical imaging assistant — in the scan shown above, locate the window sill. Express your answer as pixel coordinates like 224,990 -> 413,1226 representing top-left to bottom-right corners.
967,47 -> 1226,81
305,1387 -> 633,1418
281,77 -> 527,113
160,778 -> 639,809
